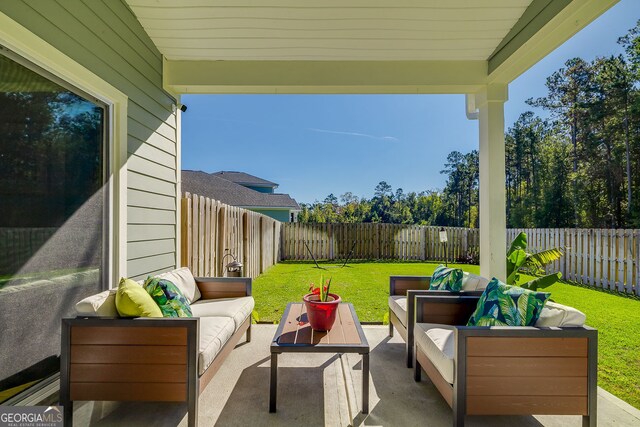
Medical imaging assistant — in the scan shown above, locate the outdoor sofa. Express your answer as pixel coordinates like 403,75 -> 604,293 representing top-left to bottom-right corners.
412,293 -> 597,427
59,267 -> 253,427
388,273 -> 489,367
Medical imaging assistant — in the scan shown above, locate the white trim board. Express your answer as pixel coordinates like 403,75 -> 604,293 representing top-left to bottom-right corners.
0,11 -> 129,285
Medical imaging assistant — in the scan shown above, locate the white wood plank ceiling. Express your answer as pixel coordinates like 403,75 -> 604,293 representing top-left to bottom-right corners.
126,0 -> 533,61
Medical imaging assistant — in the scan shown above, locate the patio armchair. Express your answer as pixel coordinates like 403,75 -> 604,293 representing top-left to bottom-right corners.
388,273 -> 488,367
412,294 -> 597,427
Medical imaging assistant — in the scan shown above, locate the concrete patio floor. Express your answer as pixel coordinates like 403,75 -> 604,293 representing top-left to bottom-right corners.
72,325 -> 640,427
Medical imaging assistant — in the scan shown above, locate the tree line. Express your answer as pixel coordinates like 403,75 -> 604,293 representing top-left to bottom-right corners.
299,21 -> 640,229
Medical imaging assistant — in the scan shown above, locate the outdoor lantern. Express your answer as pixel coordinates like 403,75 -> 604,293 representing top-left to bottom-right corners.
226,260 -> 243,277
223,251 -> 243,277
439,228 -> 448,243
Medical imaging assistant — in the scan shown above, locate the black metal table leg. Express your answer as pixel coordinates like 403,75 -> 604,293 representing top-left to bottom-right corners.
362,352 -> 369,414
269,353 -> 278,413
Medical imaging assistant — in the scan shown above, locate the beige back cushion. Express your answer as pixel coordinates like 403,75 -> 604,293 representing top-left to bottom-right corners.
75,289 -> 118,317
76,267 -> 202,315
155,267 -> 201,303
461,272 -> 490,291
535,301 -> 586,327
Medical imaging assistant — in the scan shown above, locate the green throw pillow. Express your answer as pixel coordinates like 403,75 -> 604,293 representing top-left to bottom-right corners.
467,278 -> 550,327
144,277 -> 193,318
429,264 -> 463,291
115,278 -> 163,318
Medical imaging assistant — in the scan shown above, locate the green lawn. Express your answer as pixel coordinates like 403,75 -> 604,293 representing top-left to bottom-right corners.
253,261 -> 640,409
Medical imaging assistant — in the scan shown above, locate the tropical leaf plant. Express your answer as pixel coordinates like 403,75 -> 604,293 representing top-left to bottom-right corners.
507,232 -> 564,291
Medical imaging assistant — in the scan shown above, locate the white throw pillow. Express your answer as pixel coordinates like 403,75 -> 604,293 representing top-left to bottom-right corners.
535,301 -> 586,327
75,289 -> 118,317
155,267 -> 202,303
461,272 -> 490,291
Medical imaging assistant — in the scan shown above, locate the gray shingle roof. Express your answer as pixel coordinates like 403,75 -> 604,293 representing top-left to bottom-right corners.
212,171 -> 277,188
182,170 -> 299,209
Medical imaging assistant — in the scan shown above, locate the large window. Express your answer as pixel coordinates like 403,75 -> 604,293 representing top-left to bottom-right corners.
0,49 -> 108,402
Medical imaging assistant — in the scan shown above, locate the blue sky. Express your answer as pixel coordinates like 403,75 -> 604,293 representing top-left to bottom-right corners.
182,0 -> 640,205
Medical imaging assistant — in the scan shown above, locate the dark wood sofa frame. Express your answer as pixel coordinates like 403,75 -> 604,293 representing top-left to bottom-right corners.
388,276 -> 482,368
60,277 -> 252,427
412,294 -> 598,427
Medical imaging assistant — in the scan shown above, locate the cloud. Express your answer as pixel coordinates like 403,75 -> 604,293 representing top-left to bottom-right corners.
308,128 -> 399,142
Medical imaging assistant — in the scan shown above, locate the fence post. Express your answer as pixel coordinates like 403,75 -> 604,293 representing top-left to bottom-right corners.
204,197 -> 211,276
328,223 -> 334,260
216,206 -> 226,276
191,195 -> 199,275
181,194 -> 191,268
259,217 -> 264,274
462,228 -> 468,258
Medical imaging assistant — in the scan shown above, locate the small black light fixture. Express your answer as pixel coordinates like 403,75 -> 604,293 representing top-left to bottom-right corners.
439,227 -> 448,266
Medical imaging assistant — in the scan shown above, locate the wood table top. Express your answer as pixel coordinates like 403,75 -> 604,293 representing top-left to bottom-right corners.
271,303 -> 369,352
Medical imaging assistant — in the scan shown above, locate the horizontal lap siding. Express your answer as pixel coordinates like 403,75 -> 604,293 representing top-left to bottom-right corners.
1,1 -> 178,281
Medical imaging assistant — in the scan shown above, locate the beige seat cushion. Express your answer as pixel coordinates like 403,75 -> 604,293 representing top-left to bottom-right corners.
415,323 -> 456,384
198,316 -> 236,375
388,295 -> 407,326
535,301 -> 586,327
155,267 -> 202,303
190,296 -> 254,330
461,272 -> 490,291
75,289 -> 118,316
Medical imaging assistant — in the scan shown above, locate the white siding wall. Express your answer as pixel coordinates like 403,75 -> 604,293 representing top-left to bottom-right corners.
1,0 -> 178,281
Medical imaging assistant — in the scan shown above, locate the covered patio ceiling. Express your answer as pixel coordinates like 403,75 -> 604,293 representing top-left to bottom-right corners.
126,0 -> 618,94
124,0 -> 619,280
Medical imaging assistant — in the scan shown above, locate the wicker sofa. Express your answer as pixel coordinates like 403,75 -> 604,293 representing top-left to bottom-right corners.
388,273 -> 489,367
60,268 -> 253,427
412,293 -> 597,427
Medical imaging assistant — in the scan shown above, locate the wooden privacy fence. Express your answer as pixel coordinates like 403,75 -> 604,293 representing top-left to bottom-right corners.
182,203 -> 640,295
508,228 -> 640,296
285,224 -> 640,296
281,223 -> 479,262
181,193 -> 281,278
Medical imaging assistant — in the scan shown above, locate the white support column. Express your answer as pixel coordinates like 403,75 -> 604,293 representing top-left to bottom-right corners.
476,84 -> 508,280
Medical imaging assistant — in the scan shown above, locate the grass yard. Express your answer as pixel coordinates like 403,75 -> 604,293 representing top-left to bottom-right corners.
253,261 -> 640,409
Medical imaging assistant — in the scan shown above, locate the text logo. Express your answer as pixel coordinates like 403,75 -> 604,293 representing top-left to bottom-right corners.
0,406 -> 63,427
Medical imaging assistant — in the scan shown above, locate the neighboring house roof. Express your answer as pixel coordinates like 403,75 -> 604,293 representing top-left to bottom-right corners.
212,171 -> 278,188
182,170 -> 300,210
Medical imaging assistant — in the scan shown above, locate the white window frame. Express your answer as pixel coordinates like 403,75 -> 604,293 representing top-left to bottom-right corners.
0,11 -> 128,286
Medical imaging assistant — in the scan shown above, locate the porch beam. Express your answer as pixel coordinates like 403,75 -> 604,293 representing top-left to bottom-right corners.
488,0 -> 619,84
476,84 -> 507,281
164,60 -> 487,95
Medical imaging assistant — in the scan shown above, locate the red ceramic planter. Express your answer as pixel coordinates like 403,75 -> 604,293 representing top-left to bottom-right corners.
303,293 -> 341,331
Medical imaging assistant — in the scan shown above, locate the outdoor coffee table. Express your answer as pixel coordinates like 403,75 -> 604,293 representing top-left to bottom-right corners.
269,302 -> 370,414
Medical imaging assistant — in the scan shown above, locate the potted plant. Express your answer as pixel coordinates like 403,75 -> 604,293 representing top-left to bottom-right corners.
303,276 -> 341,331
